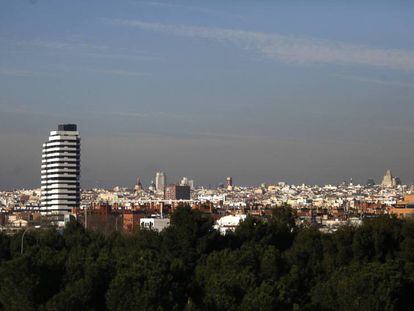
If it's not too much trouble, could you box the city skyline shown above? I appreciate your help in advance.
[1,1,414,188]
[2,3,414,310]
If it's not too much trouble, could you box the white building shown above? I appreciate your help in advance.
[155,172,166,194]
[180,177,189,186]
[214,214,247,235]
[180,177,195,190]
[41,124,80,219]
[140,218,170,232]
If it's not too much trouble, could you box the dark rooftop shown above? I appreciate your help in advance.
[58,124,77,131]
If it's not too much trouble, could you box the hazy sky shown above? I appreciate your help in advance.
[1,1,414,189]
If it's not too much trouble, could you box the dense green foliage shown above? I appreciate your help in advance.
[1,206,414,310]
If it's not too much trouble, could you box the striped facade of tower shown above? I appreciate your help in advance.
[41,124,80,214]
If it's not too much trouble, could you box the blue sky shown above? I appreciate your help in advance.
[1,1,414,188]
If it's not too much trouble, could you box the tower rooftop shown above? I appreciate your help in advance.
[58,124,77,131]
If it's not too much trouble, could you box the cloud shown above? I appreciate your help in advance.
[142,1,221,14]
[0,65,148,79]
[137,1,245,20]
[16,39,109,51]
[75,51,163,61]
[1,38,162,62]
[109,19,414,71]
[0,67,58,78]
[0,68,34,77]
[332,74,414,88]
[0,103,67,118]
[94,69,150,77]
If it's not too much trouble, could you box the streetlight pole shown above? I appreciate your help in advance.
[20,225,40,255]
[84,205,88,230]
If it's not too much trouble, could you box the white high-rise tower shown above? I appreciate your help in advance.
[41,124,80,216]
[155,171,166,193]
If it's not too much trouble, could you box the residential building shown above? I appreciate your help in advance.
[165,184,191,200]
[41,124,80,221]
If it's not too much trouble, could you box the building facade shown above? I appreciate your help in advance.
[41,124,80,215]
[381,169,401,187]
[155,172,166,194]
[165,184,191,200]
[226,177,233,187]
[140,218,170,232]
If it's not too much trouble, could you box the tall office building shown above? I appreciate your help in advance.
[188,179,195,190]
[165,184,191,200]
[41,124,80,215]
[180,177,189,186]
[180,177,195,190]
[155,172,166,193]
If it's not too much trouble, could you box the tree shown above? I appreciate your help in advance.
[353,217,402,263]
[311,261,414,311]
[0,233,10,262]
[400,219,414,261]
[0,213,413,310]
[195,247,258,310]
[271,205,296,230]
[241,281,285,311]
[0,256,38,310]
[279,228,324,306]
[106,249,179,311]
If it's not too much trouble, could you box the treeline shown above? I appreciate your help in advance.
[1,206,414,310]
